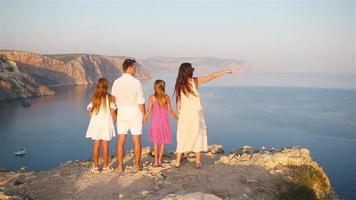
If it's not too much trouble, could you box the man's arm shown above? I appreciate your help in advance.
[111,80,118,102]
[139,104,146,116]
[137,81,146,117]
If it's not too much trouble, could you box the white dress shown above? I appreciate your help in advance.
[85,95,116,141]
[176,80,208,153]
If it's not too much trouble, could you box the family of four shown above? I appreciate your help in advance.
[85,59,232,174]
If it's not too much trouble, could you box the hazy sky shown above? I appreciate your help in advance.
[1,0,355,74]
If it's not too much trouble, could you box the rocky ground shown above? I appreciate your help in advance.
[0,145,339,200]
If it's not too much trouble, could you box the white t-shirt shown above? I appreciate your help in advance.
[111,73,145,108]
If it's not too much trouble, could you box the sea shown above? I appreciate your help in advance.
[0,72,355,199]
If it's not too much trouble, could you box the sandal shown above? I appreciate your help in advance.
[173,161,181,168]
[195,162,202,169]
[102,166,114,173]
[133,164,142,173]
[90,166,100,173]
[117,165,124,175]
[151,162,159,167]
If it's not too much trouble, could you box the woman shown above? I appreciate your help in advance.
[174,63,232,169]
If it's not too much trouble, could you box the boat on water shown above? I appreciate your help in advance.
[22,100,31,107]
[14,148,26,156]
[22,99,31,107]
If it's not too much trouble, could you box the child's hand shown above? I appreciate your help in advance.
[143,115,148,124]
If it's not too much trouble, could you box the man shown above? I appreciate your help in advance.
[111,59,146,174]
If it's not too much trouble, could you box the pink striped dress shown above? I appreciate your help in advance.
[148,100,172,144]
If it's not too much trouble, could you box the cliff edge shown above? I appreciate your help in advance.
[0,145,339,200]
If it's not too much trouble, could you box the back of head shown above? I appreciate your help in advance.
[174,63,195,101]
[91,78,109,114]
[154,79,167,106]
[122,59,136,72]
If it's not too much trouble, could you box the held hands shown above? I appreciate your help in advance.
[143,113,148,124]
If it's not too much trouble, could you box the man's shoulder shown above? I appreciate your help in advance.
[114,75,125,82]
[130,76,142,84]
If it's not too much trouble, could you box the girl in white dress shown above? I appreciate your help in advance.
[86,78,117,173]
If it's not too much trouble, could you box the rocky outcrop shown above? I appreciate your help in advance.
[217,146,337,200]
[0,50,150,100]
[0,55,55,100]
[0,145,339,200]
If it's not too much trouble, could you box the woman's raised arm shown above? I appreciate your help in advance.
[196,69,232,85]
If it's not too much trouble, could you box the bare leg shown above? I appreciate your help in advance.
[153,143,159,166]
[158,144,165,165]
[92,140,100,167]
[175,152,182,166]
[195,152,201,163]
[101,140,109,167]
[132,135,142,171]
[195,152,202,169]
[116,134,127,173]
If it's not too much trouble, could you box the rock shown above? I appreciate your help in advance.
[0,145,339,200]
[238,193,252,200]
[217,146,336,199]
[174,192,222,200]
[0,192,21,200]
[0,54,55,101]
[206,144,225,154]
[19,167,27,172]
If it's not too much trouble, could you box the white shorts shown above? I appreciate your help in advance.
[116,106,143,135]
[117,118,142,135]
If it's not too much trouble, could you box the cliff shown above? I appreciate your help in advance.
[0,50,150,100]
[0,55,55,101]
[0,145,339,200]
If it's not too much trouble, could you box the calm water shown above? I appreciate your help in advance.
[0,75,356,199]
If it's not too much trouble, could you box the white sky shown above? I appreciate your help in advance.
[1,1,355,74]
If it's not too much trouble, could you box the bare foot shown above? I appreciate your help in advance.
[173,160,181,168]
[151,162,159,167]
[90,166,100,173]
[117,165,124,175]
[133,164,142,173]
[102,166,114,173]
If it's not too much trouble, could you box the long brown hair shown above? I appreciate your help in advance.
[91,78,110,114]
[154,80,167,106]
[174,63,195,102]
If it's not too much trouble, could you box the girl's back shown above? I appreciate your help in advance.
[86,94,116,141]
[149,95,172,144]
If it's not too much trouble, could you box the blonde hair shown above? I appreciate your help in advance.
[91,78,110,114]
[154,80,167,106]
